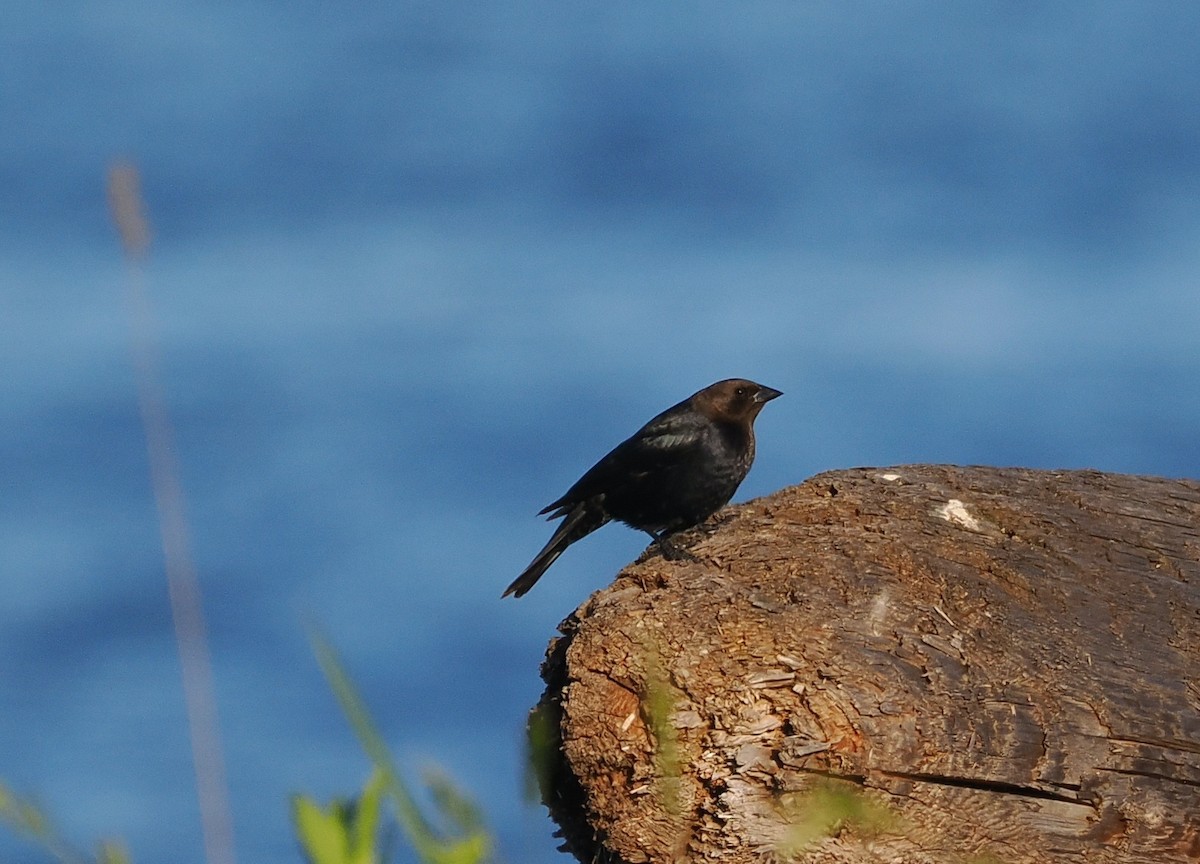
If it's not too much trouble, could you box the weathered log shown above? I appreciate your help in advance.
[534,465,1200,863]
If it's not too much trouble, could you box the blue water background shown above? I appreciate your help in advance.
[3,3,1199,862]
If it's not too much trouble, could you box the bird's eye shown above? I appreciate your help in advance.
[735,386,749,398]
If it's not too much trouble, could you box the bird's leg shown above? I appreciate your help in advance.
[646,530,700,563]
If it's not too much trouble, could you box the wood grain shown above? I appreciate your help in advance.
[535,465,1200,863]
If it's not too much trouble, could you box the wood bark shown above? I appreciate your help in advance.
[534,465,1200,863]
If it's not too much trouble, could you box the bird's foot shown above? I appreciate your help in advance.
[655,536,700,563]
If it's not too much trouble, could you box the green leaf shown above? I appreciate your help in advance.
[775,778,896,858]
[349,769,385,864]
[290,768,388,864]
[0,782,133,864]
[292,793,351,864]
[307,626,493,864]
[97,841,133,864]
[522,703,557,805]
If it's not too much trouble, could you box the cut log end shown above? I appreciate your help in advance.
[534,465,1200,864]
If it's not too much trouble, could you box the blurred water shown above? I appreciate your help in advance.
[3,3,1200,863]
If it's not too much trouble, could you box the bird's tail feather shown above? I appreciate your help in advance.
[502,505,608,598]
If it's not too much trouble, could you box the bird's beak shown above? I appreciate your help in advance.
[754,386,783,403]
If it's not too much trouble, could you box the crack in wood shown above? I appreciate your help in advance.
[877,770,1093,806]
[1097,766,1200,789]
[1108,734,1200,756]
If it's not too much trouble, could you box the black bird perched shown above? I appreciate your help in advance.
[503,378,782,598]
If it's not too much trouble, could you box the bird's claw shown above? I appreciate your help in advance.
[656,537,700,563]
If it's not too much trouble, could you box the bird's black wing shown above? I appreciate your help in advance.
[539,406,709,517]
[633,408,711,452]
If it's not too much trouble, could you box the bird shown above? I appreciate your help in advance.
[502,378,782,598]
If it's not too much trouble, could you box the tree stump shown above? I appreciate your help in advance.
[534,465,1200,863]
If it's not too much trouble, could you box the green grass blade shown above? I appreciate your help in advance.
[0,780,90,864]
[308,627,493,864]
